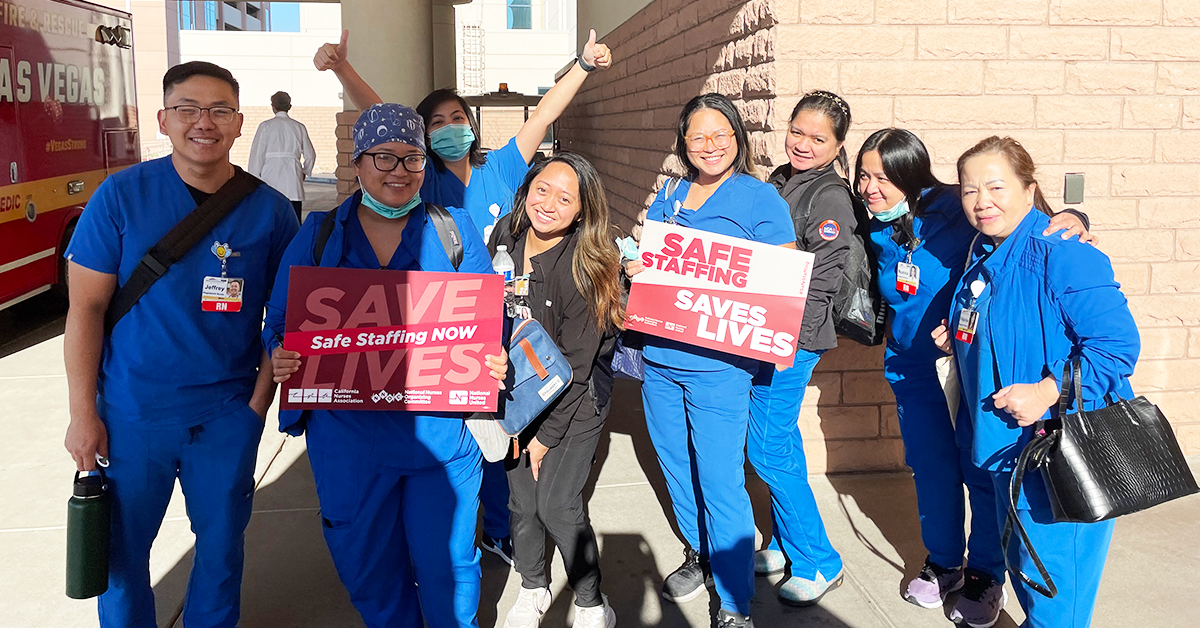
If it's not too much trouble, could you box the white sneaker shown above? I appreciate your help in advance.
[573,594,616,628]
[503,586,553,628]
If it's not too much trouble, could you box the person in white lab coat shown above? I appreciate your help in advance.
[248,91,316,220]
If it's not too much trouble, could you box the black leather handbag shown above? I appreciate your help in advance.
[1003,358,1199,597]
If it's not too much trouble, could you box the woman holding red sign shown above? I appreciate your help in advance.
[262,103,508,628]
[627,93,797,628]
[856,129,1091,627]
[486,152,624,628]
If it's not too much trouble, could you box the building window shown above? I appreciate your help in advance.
[179,1,194,30]
[204,1,218,30]
[507,0,532,29]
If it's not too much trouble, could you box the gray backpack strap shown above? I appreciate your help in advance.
[426,203,463,270]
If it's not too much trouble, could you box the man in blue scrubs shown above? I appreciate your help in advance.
[63,62,299,628]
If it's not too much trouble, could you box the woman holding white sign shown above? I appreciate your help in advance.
[856,129,1091,626]
[628,92,797,628]
[486,152,624,628]
[744,91,857,607]
[262,103,508,628]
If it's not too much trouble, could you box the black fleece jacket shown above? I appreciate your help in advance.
[488,214,616,448]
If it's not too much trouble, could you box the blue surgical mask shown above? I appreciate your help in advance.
[873,198,910,223]
[359,182,421,220]
[429,124,475,162]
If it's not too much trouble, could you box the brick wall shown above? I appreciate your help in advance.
[558,0,1200,471]
[230,106,342,176]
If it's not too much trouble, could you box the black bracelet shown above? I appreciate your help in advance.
[577,56,596,73]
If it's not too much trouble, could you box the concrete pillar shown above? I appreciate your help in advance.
[432,1,457,90]
[340,0,434,109]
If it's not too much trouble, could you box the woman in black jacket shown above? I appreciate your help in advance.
[747,90,858,606]
[488,152,624,628]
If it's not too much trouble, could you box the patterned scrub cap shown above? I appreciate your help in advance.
[352,103,426,160]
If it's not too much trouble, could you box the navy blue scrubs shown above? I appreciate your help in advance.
[263,194,494,628]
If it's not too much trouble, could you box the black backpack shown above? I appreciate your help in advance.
[791,170,885,346]
[312,202,463,269]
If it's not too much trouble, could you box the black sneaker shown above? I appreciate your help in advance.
[717,609,754,628]
[661,547,714,603]
[481,534,514,566]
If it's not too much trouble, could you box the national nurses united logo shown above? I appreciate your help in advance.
[371,390,405,404]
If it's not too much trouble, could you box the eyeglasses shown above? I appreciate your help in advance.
[685,129,735,151]
[166,105,238,124]
[361,152,427,173]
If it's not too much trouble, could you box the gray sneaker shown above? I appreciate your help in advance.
[716,609,754,628]
[949,569,1007,628]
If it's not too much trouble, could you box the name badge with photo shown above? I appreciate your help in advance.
[202,276,244,312]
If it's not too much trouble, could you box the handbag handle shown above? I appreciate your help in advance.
[1056,358,1084,420]
[1001,433,1060,599]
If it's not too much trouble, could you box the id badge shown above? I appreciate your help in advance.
[513,275,530,297]
[955,308,979,344]
[896,262,920,295]
[201,276,243,312]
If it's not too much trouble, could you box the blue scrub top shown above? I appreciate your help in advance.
[950,209,1139,473]
[870,186,977,376]
[262,193,494,468]
[641,173,795,372]
[420,137,530,243]
[66,156,299,425]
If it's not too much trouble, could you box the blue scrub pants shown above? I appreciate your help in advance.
[889,369,1004,580]
[989,470,1113,628]
[307,421,483,628]
[747,349,842,582]
[99,405,263,628]
[642,360,756,616]
[481,460,511,540]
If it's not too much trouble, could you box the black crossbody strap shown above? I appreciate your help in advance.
[426,203,463,270]
[312,209,338,266]
[104,169,262,334]
[1002,430,1060,598]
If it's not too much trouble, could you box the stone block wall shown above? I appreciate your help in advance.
[558,0,1200,471]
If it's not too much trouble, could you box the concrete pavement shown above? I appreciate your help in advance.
[2,182,1197,627]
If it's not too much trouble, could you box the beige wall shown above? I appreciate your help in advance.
[560,0,1200,471]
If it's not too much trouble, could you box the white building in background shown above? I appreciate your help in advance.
[456,0,577,96]
[179,3,344,110]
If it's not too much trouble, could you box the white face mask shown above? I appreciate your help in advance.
[873,197,910,222]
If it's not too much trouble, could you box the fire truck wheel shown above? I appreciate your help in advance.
[53,220,77,298]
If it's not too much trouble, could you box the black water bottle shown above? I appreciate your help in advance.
[66,469,110,599]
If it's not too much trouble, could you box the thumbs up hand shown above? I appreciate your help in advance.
[581,28,612,70]
[314,29,350,72]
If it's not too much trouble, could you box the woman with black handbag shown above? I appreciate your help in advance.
[487,152,624,628]
[856,129,1091,627]
[933,136,1140,628]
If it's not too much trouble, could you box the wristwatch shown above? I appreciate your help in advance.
[577,56,596,72]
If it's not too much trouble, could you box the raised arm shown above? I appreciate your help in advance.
[513,28,612,163]
[314,30,383,110]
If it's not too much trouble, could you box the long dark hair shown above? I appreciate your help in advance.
[956,136,1054,218]
[854,128,944,247]
[674,93,755,180]
[510,152,624,333]
[415,88,487,172]
[789,90,852,173]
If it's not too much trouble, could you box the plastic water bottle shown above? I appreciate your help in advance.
[66,470,110,599]
[492,245,514,282]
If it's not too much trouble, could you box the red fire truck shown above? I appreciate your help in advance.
[0,0,139,310]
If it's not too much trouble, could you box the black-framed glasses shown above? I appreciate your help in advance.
[361,152,427,173]
[165,105,238,124]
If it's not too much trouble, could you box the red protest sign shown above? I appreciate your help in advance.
[626,221,814,367]
[281,266,504,412]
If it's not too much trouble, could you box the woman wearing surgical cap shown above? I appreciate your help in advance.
[315,28,612,568]
[262,103,509,628]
